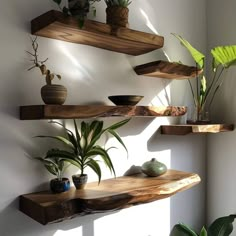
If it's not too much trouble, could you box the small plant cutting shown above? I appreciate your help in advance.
[26,36,67,104]
[170,214,236,236]
[52,0,101,28]
[36,118,130,189]
[172,33,236,123]
[34,149,71,193]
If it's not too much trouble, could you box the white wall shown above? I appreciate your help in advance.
[0,0,206,235]
[206,0,236,230]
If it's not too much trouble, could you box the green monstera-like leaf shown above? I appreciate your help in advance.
[172,33,205,69]
[211,45,236,71]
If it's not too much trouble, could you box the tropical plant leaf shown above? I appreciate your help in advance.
[172,33,205,69]
[86,158,102,183]
[53,0,62,4]
[106,118,131,131]
[208,214,236,236]
[107,129,128,153]
[35,135,74,149]
[211,45,236,70]
[170,224,198,236]
[200,227,208,236]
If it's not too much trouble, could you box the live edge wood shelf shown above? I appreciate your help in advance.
[161,124,234,135]
[31,10,164,56]
[19,170,200,225]
[134,60,202,79]
[20,105,187,120]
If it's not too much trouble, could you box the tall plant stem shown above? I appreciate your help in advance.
[188,79,197,107]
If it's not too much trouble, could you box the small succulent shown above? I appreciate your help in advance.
[104,0,132,7]
[26,37,61,85]
[52,0,101,28]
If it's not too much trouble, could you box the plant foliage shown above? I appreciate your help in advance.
[104,0,131,7]
[26,37,61,85]
[170,215,236,236]
[172,33,236,119]
[36,119,130,183]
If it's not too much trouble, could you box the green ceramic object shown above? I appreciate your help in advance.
[141,158,167,177]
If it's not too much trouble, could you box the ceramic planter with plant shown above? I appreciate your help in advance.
[27,37,67,105]
[104,0,132,28]
[34,149,71,193]
[172,33,236,123]
[52,0,101,28]
[36,118,130,189]
[170,214,236,236]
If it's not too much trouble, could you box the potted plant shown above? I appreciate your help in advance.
[170,214,236,236]
[104,0,132,28]
[34,148,71,193]
[52,0,101,28]
[172,33,236,123]
[26,37,67,105]
[36,118,130,189]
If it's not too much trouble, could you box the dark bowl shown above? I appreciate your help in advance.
[108,95,144,106]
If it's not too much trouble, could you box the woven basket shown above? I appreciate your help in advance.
[106,6,129,28]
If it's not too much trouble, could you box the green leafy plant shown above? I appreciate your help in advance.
[170,214,236,236]
[52,0,101,28]
[34,148,70,180]
[172,33,236,121]
[26,36,61,85]
[36,119,130,183]
[104,0,131,7]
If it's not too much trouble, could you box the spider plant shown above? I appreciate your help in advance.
[172,33,236,122]
[170,214,236,236]
[36,119,130,184]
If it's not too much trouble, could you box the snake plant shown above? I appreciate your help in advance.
[36,119,130,183]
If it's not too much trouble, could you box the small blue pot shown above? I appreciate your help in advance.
[50,178,70,193]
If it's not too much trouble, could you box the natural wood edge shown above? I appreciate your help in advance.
[31,10,164,56]
[20,105,187,120]
[134,60,202,79]
[161,124,235,135]
[19,170,201,225]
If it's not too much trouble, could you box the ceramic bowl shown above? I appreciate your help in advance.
[108,95,144,106]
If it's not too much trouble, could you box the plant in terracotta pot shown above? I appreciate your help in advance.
[36,118,130,189]
[26,37,67,105]
[104,0,132,28]
[170,214,236,236]
[34,148,71,193]
[172,33,236,124]
[52,0,101,28]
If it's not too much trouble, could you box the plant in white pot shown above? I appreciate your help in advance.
[34,148,71,193]
[172,33,236,123]
[36,119,130,189]
[26,37,67,105]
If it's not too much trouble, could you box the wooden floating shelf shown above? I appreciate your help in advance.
[134,60,202,79]
[19,170,200,225]
[20,105,187,120]
[161,124,234,135]
[31,10,164,56]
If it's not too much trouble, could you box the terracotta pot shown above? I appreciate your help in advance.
[72,174,88,189]
[141,158,167,177]
[41,84,67,105]
[50,178,70,193]
[106,6,129,28]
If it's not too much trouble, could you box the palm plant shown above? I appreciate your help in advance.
[170,214,236,236]
[172,33,236,122]
[36,119,130,187]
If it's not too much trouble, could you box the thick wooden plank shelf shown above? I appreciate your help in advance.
[134,60,202,79]
[19,170,200,225]
[161,124,234,135]
[31,10,164,56]
[20,105,187,120]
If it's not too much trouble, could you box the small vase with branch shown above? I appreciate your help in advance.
[26,37,67,105]
[172,33,236,123]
